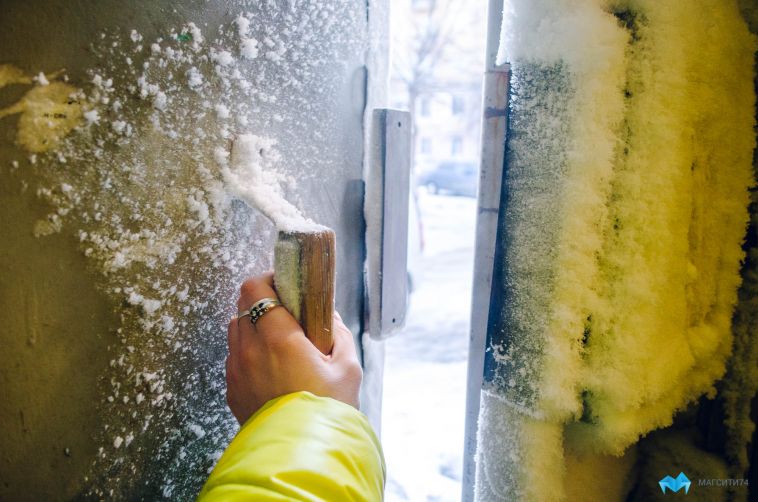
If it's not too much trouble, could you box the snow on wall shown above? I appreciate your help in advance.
[1,2,365,498]
[478,0,756,499]
[226,133,324,232]
[570,0,755,454]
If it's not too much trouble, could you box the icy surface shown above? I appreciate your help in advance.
[479,0,756,499]
[1,2,366,497]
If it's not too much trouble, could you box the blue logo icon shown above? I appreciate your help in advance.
[659,472,691,494]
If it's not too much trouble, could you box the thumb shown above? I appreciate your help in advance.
[328,311,359,364]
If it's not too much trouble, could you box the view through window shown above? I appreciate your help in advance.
[382,0,486,499]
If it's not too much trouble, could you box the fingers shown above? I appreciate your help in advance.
[237,272,276,311]
[226,320,241,394]
[237,273,303,344]
[227,319,240,355]
[225,351,240,419]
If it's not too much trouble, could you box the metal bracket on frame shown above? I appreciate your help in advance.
[365,108,412,339]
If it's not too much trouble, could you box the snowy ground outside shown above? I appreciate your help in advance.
[382,191,477,502]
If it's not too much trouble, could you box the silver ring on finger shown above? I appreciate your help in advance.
[237,298,282,326]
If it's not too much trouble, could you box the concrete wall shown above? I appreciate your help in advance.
[0,0,374,498]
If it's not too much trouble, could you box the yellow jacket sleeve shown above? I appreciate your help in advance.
[198,391,386,501]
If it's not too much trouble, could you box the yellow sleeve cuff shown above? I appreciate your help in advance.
[198,391,385,501]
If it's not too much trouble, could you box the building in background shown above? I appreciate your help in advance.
[383,2,486,500]
[390,0,486,176]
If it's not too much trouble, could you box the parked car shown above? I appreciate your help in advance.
[418,160,479,197]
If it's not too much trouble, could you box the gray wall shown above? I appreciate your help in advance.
[0,0,372,498]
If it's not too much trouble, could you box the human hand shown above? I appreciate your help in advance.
[225,272,362,425]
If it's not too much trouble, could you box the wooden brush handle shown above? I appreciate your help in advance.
[274,229,336,354]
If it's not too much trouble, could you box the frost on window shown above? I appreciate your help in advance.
[0,1,366,498]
